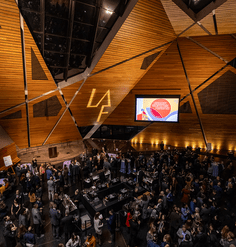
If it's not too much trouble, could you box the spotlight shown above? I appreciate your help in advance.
[105,9,113,15]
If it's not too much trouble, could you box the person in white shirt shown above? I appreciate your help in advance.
[66,232,81,247]
[94,212,103,245]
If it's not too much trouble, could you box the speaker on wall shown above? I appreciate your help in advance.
[48,147,57,158]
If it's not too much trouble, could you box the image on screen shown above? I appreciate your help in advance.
[135,95,180,122]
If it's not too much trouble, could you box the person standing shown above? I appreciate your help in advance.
[94,212,103,246]
[61,210,74,244]
[49,203,61,239]
[47,176,55,201]
[80,152,87,167]
[32,203,44,239]
[129,215,140,247]
[3,223,17,247]
[15,163,22,186]
[65,232,81,247]
[106,209,116,244]
[84,233,96,247]
[23,226,36,247]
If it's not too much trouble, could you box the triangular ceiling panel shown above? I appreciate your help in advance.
[1,110,22,119]
[23,20,57,100]
[133,41,189,96]
[193,35,236,63]
[0,105,28,149]
[31,48,48,80]
[177,37,227,89]
[28,91,66,147]
[141,51,161,70]
[180,101,192,113]
[193,66,236,151]
[160,0,195,36]
[198,70,236,115]
[45,110,82,145]
[104,41,189,126]
[200,13,217,35]
[215,0,236,35]
[0,0,25,112]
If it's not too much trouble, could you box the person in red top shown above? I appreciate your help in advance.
[126,208,132,230]
[181,185,191,204]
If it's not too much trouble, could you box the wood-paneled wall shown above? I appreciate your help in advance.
[0,105,28,149]
[0,0,25,112]
[0,143,19,171]
[45,110,82,145]
[104,35,236,151]
[1,0,236,152]
[28,91,66,147]
[66,0,176,127]
[92,0,176,73]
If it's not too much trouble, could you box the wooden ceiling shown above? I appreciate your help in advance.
[0,0,236,151]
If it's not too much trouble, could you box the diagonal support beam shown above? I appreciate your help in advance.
[87,0,102,68]
[40,0,45,55]
[64,0,76,82]
[42,78,87,145]
[197,22,212,35]
[187,36,229,63]
[180,63,229,102]
[212,10,218,35]
[19,10,31,147]
[177,40,208,148]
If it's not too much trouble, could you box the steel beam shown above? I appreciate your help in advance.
[177,40,208,148]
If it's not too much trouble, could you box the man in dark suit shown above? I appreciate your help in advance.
[86,157,93,173]
[129,215,140,247]
[15,163,21,185]
[49,203,61,239]
[61,210,74,244]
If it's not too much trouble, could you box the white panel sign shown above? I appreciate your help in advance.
[3,155,13,167]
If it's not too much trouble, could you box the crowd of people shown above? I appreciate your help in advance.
[0,144,236,247]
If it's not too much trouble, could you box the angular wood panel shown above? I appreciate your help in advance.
[160,0,195,36]
[215,0,236,35]
[193,35,236,63]
[61,80,83,103]
[92,0,176,74]
[104,41,189,125]
[23,21,57,100]
[28,91,66,147]
[0,105,28,149]
[193,66,236,151]
[179,24,208,37]
[45,110,82,145]
[70,47,167,127]
[0,0,25,112]
[178,37,226,89]
[0,143,19,170]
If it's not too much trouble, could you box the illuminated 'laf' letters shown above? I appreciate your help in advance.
[87,89,111,122]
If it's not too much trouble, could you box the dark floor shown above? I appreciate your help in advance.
[0,179,128,247]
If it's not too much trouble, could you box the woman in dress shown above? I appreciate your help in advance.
[11,198,21,221]
[94,212,103,245]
